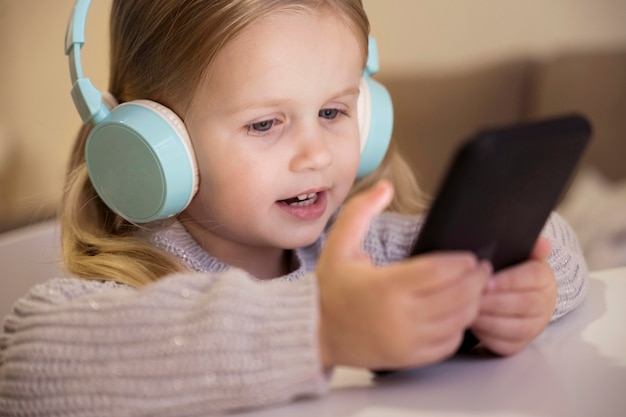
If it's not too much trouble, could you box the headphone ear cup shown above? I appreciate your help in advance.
[356,75,393,178]
[85,99,199,223]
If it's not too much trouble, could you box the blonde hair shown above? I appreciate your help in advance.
[61,0,425,287]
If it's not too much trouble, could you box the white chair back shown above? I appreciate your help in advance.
[0,220,64,318]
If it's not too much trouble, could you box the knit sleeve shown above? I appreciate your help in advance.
[361,211,422,265]
[0,270,328,416]
[541,212,590,321]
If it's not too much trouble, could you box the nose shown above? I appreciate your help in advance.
[289,124,333,172]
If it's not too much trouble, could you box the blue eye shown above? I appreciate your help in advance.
[249,119,275,133]
[319,109,340,119]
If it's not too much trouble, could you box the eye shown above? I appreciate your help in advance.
[247,119,277,134]
[319,108,340,120]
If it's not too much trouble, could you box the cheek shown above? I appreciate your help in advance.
[187,168,253,223]
[339,125,362,176]
[193,145,271,207]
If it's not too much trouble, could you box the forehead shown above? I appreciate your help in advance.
[224,9,363,68]
[196,10,364,110]
[236,7,366,59]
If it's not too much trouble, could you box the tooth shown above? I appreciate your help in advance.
[308,193,316,198]
[297,194,308,201]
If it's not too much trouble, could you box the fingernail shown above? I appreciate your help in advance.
[486,274,497,291]
[481,261,494,290]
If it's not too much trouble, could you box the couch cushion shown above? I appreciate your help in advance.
[380,59,531,195]
[525,49,626,182]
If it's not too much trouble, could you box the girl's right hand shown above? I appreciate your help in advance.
[316,181,492,371]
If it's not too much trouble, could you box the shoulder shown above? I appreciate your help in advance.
[7,269,316,319]
[12,277,131,308]
[3,277,133,326]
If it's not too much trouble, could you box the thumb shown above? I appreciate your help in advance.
[324,180,394,261]
[531,236,552,260]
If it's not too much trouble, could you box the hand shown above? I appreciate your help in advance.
[316,181,491,370]
[470,237,557,356]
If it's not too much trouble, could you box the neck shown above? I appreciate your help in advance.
[177,214,292,279]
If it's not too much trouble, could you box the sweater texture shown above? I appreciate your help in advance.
[0,212,588,416]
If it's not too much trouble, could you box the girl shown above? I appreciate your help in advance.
[0,0,588,415]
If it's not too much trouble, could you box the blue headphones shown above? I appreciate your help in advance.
[65,0,393,223]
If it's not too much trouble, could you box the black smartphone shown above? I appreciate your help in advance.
[410,114,592,270]
[409,114,591,356]
[375,115,591,375]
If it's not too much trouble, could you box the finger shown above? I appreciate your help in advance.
[479,290,551,318]
[381,253,482,295]
[470,328,527,357]
[487,259,554,292]
[471,314,546,347]
[405,259,491,314]
[531,236,552,260]
[407,331,466,367]
[417,294,483,340]
[324,180,394,261]
[372,330,465,370]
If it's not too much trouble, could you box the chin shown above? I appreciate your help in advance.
[279,226,326,250]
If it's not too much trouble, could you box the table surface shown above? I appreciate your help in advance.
[240,267,626,417]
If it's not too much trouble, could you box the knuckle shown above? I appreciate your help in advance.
[527,262,544,282]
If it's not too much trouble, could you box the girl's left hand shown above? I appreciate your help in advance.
[470,237,557,356]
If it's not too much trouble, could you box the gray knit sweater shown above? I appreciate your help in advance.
[0,212,588,416]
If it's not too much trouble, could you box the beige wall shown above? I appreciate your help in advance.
[0,0,111,228]
[1,0,626,229]
[364,0,626,73]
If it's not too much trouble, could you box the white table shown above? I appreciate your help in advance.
[241,267,626,417]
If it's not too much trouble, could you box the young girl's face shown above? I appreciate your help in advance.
[181,10,364,259]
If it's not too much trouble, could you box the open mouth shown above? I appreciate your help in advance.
[276,190,327,220]
[279,192,319,207]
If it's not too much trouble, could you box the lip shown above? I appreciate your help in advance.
[276,189,328,221]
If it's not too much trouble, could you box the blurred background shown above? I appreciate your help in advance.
[0,0,625,269]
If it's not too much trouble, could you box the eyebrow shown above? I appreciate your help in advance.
[330,85,361,100]
[231,85,361,114]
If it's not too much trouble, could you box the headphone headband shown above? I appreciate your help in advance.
[65,0,110,125]
[65,0,89,55]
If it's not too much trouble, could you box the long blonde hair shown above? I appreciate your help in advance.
[61,0,425,287]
